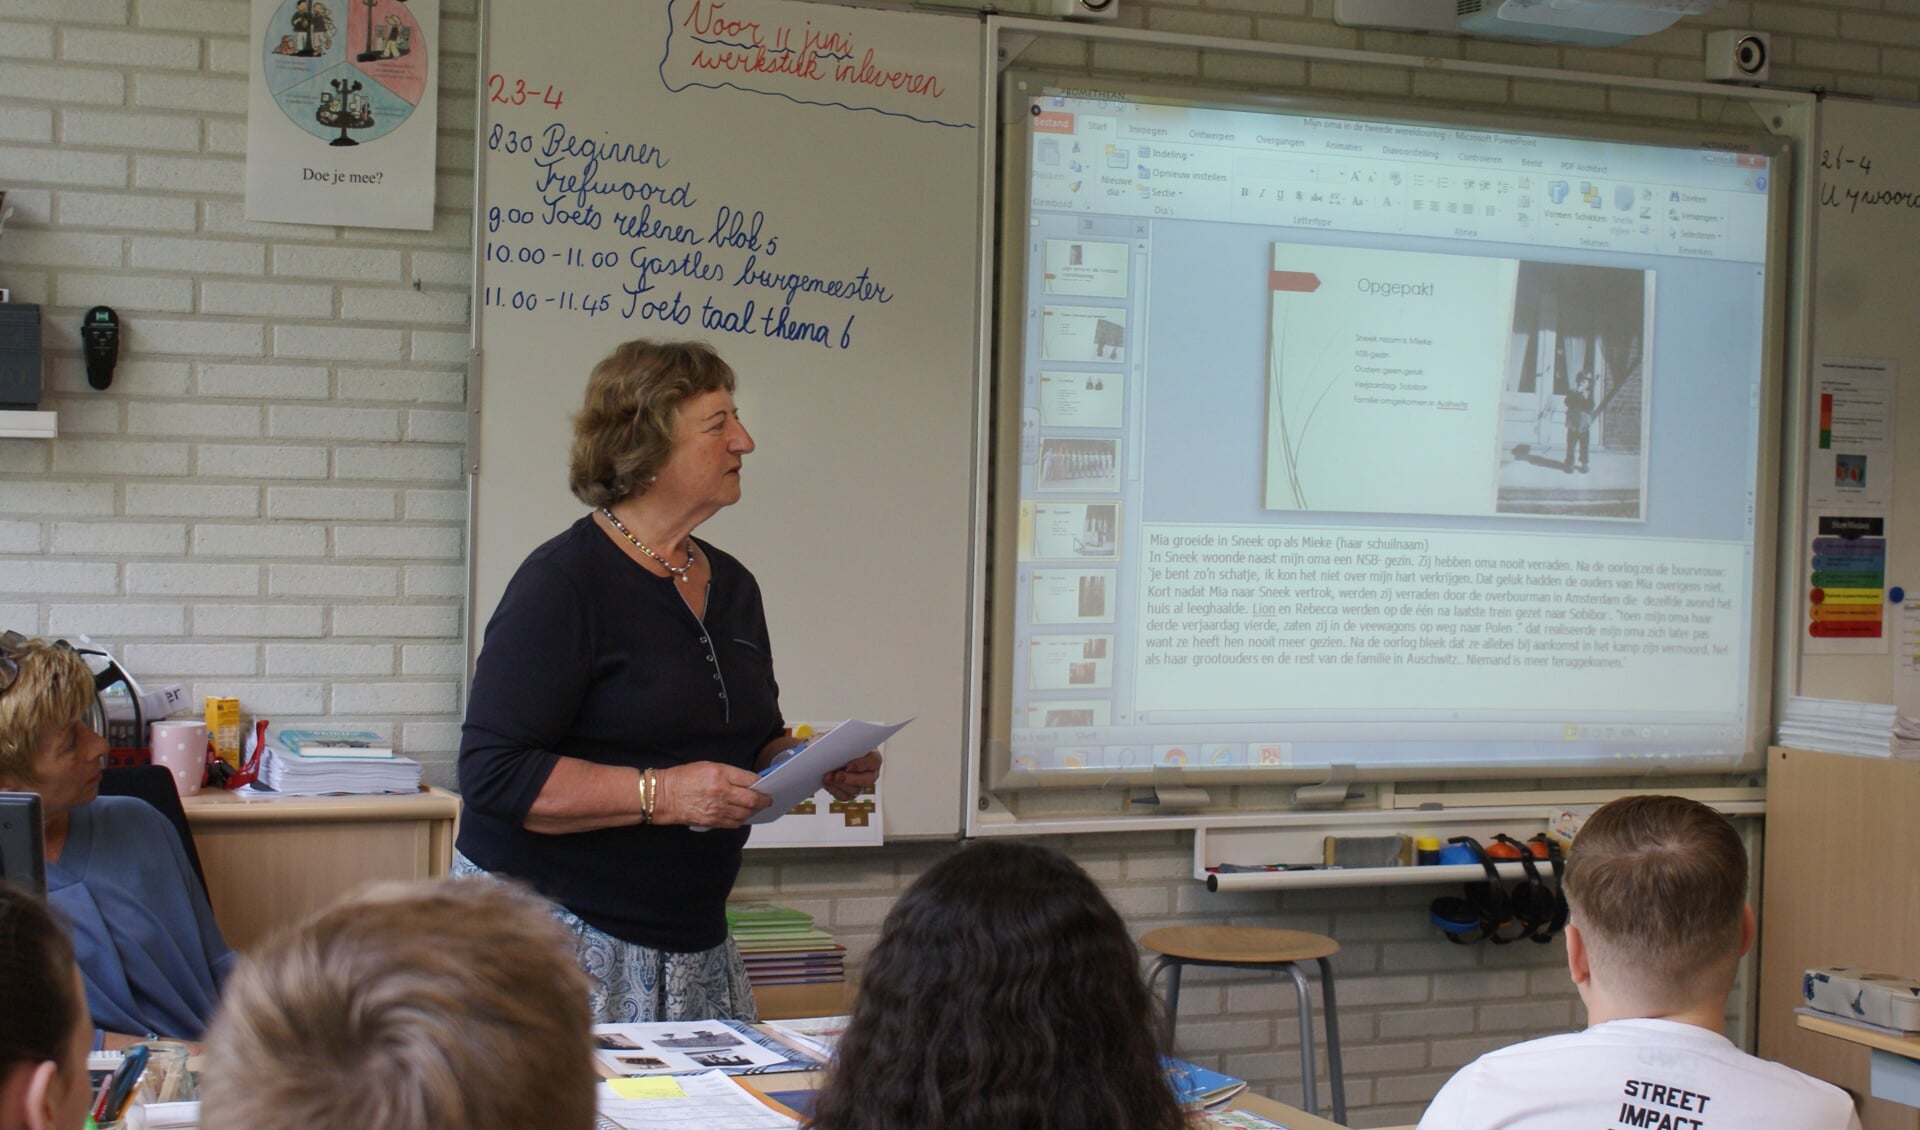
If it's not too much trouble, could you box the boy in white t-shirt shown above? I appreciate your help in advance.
[1417,794,1860,1130]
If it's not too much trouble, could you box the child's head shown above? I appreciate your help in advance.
[0,883,92,1130]
[201,880,597,1130]
[810,840,1185,1130]
[1564,794,1748,1001]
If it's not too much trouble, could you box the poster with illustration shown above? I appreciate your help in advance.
[245,0,439,228]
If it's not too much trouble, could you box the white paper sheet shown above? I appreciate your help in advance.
[745,719,911,826]
[596,1070,795,1130]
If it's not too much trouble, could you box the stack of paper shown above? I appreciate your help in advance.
[1777,696,1913,759]
[245,731,422,795]
[726,902,846,987]
[762,1015,849,1060]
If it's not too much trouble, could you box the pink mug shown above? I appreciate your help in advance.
[148,720,208,797]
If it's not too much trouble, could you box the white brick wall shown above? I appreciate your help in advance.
[0,0,1895,1123]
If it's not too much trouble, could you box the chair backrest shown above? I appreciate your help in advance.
[97,765,210,906]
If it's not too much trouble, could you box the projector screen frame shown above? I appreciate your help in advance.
[978,73,1793,795]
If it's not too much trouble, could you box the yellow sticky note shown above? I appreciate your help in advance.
[608,1077,687,1099]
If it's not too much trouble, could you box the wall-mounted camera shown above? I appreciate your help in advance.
[1705,29,1770,84]
[1042,0,1118,21]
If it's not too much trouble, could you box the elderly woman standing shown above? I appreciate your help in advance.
[457,340,879,1023]
[0,633,234,1040]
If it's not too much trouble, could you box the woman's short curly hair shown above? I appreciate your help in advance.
[0,635,98,788]
[567,340,736,508]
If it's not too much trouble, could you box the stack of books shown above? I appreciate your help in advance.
[1778,696,1920,759]
[725,902,846,988]
[250,729,423,796]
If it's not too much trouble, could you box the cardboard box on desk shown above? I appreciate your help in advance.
[1804,967,1920,1032]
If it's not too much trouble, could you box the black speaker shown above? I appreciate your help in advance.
[0,303,42,410]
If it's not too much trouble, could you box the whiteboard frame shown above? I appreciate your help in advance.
[465,0,991,841]
[966,17,1820,835]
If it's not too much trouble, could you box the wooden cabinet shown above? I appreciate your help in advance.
[181,787,460,951]
[1758,748,1919,1130]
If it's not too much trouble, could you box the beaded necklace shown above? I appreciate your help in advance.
[601,507,694,583]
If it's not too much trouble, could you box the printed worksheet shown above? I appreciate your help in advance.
[597,1070,796,1129]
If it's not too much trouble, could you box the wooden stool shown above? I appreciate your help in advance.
[1141,925,1346,1125]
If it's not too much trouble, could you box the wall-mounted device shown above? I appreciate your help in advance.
[1334,0,1722,45]
[1705,28,1770,84]
[1042,0,1118,21]
[0,302,42,409]
[81,305,119,391]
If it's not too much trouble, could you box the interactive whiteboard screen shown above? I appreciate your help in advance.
[986,85,1788,784]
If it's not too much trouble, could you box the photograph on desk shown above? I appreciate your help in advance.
[589,1020,823,1078]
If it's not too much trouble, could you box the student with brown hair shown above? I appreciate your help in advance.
[0,883,93,1130]
[1418,794,1859,1129]
[199,880,598,1130]
[809,840,1186,1130]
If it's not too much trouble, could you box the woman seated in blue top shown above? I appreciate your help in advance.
[0,632,234,1040]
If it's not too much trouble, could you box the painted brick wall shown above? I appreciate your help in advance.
[1,1,1905,1124]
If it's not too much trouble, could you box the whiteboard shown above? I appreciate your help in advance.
[471,0,984,838]
[1796,97,1920,703]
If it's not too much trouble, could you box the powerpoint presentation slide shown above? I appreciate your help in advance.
[1043,239,1130,298]
[1022,500,1121,560]
[1038,369,1124,429]
[1030,568,1117,624]
[1262,242,1518,518]
[1492,261,1653,520]
[1036,437,1120,492]
[1028,635,1114,690]
[1024,699,1113,728]
[1041,305,1128,364]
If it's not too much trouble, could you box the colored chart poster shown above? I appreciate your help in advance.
[244,0,439,229]
[1806,513,1887,653]
[1806,357,1895,512]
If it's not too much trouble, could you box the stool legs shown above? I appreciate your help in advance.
[1281,963,1319,1118]
[1146,953,1345,1125]
[1146,955,1184,1051]
[1318,955,1347,1125]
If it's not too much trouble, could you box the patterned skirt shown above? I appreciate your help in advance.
[452,852,757,1024]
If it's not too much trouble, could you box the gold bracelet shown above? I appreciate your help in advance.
[638,768,652,824]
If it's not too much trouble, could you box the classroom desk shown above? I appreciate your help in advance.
[741,1066,1353,1129]
[181,786,460,950]
[1800,1012,1920,1110]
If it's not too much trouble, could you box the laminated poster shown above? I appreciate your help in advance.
[245,0,440,229]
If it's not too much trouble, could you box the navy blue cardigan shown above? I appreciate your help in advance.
[458,515,784,952]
